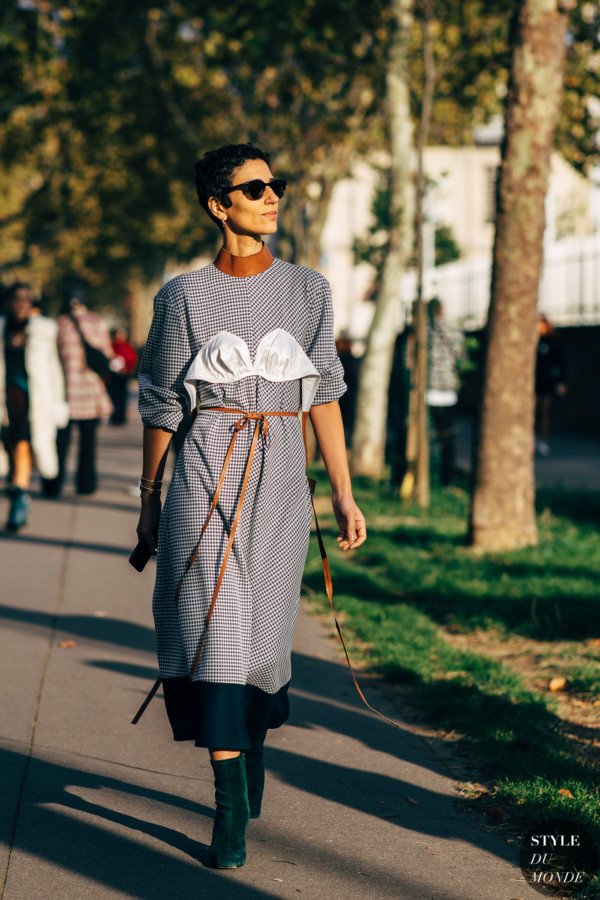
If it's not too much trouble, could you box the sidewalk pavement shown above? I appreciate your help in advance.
[0,409,541,899]
[454,415,600,491]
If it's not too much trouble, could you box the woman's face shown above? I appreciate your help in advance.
[210,158,280,238]
[9,288,33,321]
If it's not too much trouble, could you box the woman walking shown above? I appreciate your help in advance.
[54,292,115,496]
[0,283,69,530]
[136,143,367,869]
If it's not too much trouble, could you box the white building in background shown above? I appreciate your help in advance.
[320,133,598,342]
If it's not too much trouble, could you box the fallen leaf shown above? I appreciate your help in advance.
[558,788,574,799]
[549,676,567,692]
[56,640,76,649]
[405,796,418,805]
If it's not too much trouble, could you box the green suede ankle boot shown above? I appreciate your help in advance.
[208,754,250,868]
[244,746,265,819]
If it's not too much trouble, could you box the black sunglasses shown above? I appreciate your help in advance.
[221,178,287,201]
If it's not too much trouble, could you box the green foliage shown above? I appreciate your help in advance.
[556,2,600,173]
[0,0,388,297]
[0,0,597,301]
[434,223,461,265]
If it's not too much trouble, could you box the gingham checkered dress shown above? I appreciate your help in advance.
[138,257,347,749]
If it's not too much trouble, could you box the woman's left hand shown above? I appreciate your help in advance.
[332,492,367,551]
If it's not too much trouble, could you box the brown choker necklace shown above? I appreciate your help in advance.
[213,241,274,277]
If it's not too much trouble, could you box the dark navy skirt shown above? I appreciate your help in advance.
[161,677,290,750]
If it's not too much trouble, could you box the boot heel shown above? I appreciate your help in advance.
[208,754,250,868]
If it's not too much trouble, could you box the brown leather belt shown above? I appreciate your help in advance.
[132,406,402,730]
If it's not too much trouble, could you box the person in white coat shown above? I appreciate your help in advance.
[0,283,69,530]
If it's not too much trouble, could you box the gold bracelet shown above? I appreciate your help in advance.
[140,483,161,495]
[140,475,162,484]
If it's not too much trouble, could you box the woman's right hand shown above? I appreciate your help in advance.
[136,492,162,554]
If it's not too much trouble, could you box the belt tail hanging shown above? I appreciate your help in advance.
[131,675,162,725]
[302,413,403,731]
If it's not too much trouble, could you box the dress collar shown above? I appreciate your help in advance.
[213,240,274,277]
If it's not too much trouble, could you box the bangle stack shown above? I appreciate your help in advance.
[140,475,162,496]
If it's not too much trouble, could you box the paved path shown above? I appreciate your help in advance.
[0,409,541,899]
[454,414,600,491]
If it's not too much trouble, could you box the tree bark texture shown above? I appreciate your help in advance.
[351,0,415,478]
[125,275,161,349]
[470,0,568,550]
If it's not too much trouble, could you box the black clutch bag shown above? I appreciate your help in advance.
[129,523,159,572]
[129,540,153,572]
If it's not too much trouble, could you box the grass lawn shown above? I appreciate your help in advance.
[303,469,600,893]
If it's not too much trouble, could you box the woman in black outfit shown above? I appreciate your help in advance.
[1,283,69,529]
[2,284,35,529]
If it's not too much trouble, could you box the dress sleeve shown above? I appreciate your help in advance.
[305,273,348,406]
[137,282,192,432]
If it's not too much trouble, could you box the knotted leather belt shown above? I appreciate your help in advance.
[132,406,402,730]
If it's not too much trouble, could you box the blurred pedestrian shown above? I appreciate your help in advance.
[336,329,359,445]
[108,326,138,425]
[0,283,69,530]
[535,314,567,457]
[386,330,410,488]
[51,291,115,496]
[426,298,465,487]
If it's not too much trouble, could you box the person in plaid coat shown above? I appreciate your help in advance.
[49,294,115,496]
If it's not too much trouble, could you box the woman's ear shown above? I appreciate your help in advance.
[208,195,228,223]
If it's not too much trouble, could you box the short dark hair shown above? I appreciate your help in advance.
[194,142,271,233]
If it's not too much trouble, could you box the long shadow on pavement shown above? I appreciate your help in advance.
[83,650,520,872]
[0,605,155,654]
[0,533,138,558]
[0,746,268,898]
[1,744,433,898]
[1,595,581,875]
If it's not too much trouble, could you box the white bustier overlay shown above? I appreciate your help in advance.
[184,328,321,414]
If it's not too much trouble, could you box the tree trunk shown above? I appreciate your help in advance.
[350,0,415,478]
[401,0,435,507]
[124,275,160,349]
[300,175,337,271]
[470,0,568,551]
